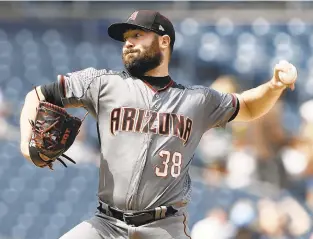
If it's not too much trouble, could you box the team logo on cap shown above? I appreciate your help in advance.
[159,25,165,31]
[128,11,138,21]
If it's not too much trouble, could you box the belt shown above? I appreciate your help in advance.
[97,202,178,227]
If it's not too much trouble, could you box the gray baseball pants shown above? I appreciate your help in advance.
[59,212,192,239]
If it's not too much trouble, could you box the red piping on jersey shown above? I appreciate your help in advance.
[144,80,157,93]
[183,213,192,239]
[161,80,174,91]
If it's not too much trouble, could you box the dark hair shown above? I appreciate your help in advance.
[170,43,174,54]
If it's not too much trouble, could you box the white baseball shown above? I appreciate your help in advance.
[278,64,297,85]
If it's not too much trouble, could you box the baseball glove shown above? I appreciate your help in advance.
[28,101,85,170]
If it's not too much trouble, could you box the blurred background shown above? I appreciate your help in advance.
[0,1,313,238]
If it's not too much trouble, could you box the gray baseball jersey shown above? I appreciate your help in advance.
[58,67,238,212]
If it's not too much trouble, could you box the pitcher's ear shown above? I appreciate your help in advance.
[160,35,171,50]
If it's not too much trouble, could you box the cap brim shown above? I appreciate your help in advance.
[108,22,149,42]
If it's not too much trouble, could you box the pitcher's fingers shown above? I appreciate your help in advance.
[275,63,290,73]
[290,83,295,91]
[278,60,290,66]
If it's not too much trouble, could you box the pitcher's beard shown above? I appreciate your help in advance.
[123,37,163,78]
[124,52,162,78]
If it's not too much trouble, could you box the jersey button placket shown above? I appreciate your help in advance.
[153,93,161,110]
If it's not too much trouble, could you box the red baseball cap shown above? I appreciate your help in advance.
[108,10,175,50]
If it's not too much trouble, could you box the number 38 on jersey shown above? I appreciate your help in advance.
[155,150,182,178]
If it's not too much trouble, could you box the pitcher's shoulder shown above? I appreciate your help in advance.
[72,67,128,78]
[172,82,209,95]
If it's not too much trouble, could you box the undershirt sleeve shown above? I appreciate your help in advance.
[41,82,64,107]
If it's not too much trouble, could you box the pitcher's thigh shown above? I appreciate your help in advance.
[136,214,192,239]
[59,221,103,239]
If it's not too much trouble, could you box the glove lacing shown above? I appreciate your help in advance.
[29,116,76,169]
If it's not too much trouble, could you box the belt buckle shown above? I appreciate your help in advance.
[123,212,135,225]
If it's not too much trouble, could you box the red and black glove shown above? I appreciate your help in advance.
[28,101,84,170]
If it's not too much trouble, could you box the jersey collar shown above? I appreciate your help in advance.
[140,75,174,92]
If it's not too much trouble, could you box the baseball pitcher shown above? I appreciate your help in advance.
[20,10,297,239]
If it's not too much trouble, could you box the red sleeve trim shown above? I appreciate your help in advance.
[58,75,66,97]
[228,94,240,122]
[231,93,236,107]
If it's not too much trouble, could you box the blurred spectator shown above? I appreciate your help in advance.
[230,200,260,239]
[250,100,289,189]
[229,200,256,228]
[279,197,311,237]
[235,227,260,239]
[225,145,257,189]
[197,75,241,168]
[296,99,313,208]
[299,99,313,143]
[210,75,240,94]
[257,199,288,238]
[199,75,255,189]
[202,160,227,186]
[0,88,19,142]
[280,137,312,200]
[191,208,236,239]
[299,99,313,176]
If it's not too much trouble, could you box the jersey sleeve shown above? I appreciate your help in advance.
[203,87,240,129]
[57,67,105,116]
